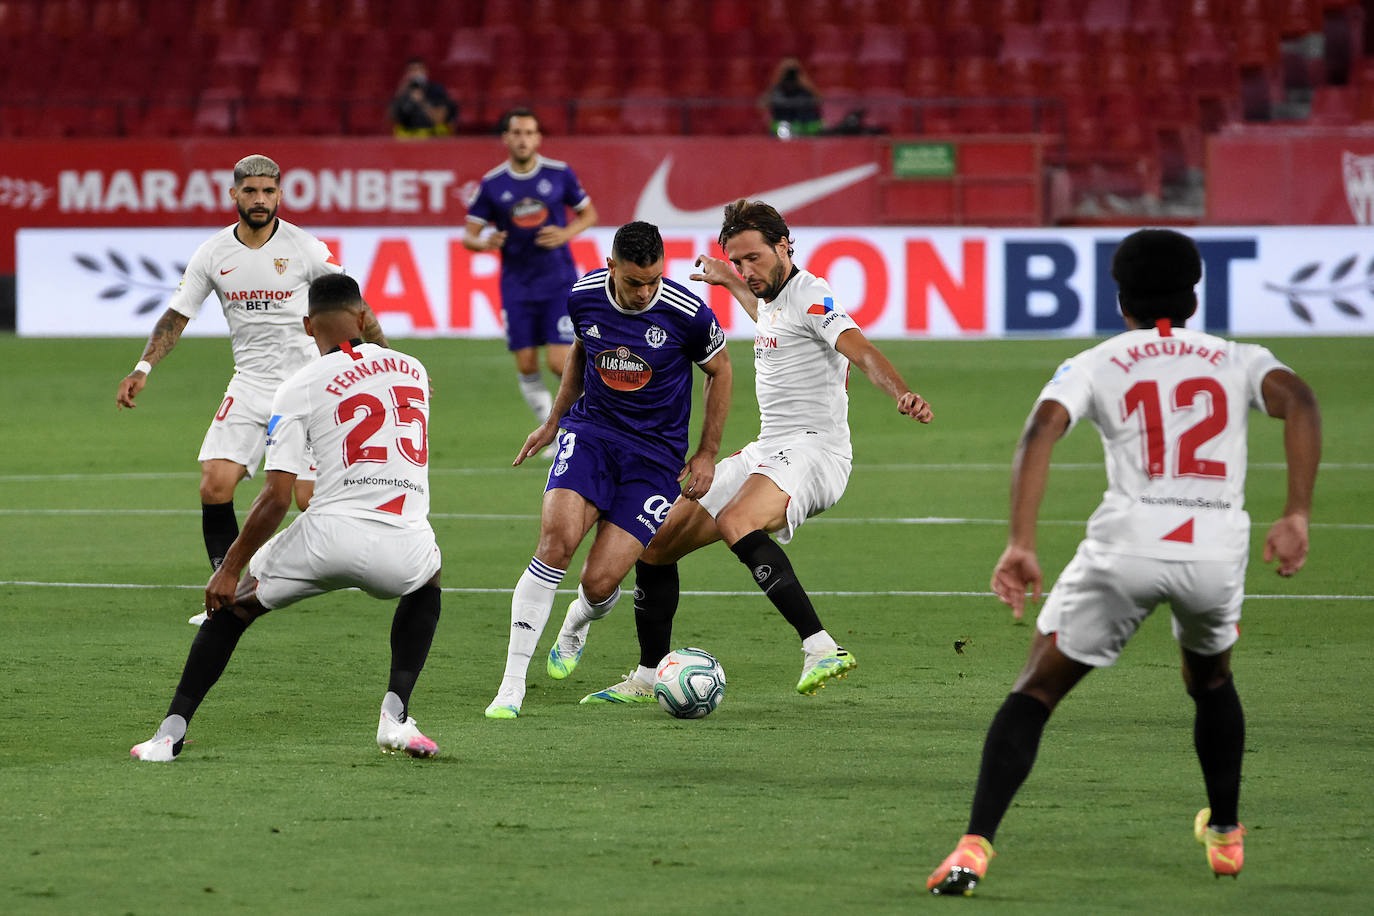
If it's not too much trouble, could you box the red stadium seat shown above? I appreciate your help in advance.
[1083,0,1131,31]
[904,55,948,99]
[1040,22,1087,61]
[858,60,906,93]
[345,99,389,135]
[689,98,766,136]
[991,0,1035,24]
[291,0,331,36]
[1040,0,1085,26]
[893,0,941,27]
[1308,85,1357,124]
[849,0,894,28]
[192,92,239,136]
[91,0,139,37]
[256,59,304,100]
[856,26,905,64]
[237,99,300,136]
[128,101,194,138]
[620,91,676,135]
[297,100,346,135]
[337,0,375,35]
[483,0,522,29]
[0,1,39,39]
[671,57,714,99]
[623,26,668,66]
[999,24,1045,64]
[1279,0,1322,37]
[807,24,855,64]
[860,90,916,133]
[445,27,493,67]
[40,0,85,39]
[482,79,532,127]
[193,0,238,34]
[809,60,856,96]
[214,32,262,67]
[620,0,661,30]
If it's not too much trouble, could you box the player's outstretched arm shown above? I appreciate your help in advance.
[681,349,732,500]
[515,340,586,466]
[691,254,758,321]
[833,328,933,423]
[204,470,295,614]
[992,400,1069,618]
[116,308,189,409]
[1260,368,1321,576]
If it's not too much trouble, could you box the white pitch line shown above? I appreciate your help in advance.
[0,580,1369,601]
[1,462,1371,483]
[2,508,1372,531]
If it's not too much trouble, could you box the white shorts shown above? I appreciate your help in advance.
[698,437,851,544]
[249,513,441,610]
[1036,541,1246,667]
[198,374,316,481]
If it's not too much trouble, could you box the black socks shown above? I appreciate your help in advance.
[967,692,1053,843]
[201,501,239,571]
[1191,676,1245,827]
[167,608,250,724]
[634,560,680,669]
[729,529,823,640]
[387,584,441,719]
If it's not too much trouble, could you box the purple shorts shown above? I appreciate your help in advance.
[502,293,575,352]
[544,429,679,546]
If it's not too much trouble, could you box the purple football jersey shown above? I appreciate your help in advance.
[561,269,726,468]
[466,155,589,300]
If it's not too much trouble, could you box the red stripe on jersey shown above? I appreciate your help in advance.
[376,494,406,515]
[341,340,363,361]
[1157,318,1173,336]
[1161,518,1194,543]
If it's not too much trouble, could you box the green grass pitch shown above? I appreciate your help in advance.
[1,334,1370,913]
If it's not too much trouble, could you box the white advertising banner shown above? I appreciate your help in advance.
[17,226,1374,338]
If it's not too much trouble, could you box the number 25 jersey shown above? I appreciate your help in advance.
[1037,324,1288,561]
[265,341,431,529]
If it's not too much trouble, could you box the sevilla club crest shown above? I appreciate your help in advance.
[273,257,289,275]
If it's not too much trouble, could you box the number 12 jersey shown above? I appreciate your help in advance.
[1037,324,1288,561]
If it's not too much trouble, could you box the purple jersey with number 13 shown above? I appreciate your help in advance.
[561,269,726,469]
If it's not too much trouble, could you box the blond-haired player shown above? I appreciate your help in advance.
[115,155,387,624]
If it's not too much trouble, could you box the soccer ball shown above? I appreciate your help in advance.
[653,648,726,719]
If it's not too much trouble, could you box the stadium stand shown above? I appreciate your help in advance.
[1,0,1371,217]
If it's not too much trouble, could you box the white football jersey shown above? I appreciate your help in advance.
[1037,324,1288,561]
[168,219,343,385]
[264,341,431,529]
[751,268,860,457]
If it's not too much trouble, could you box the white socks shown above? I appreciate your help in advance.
[801,629,838,655]
[558,585,621,649]
[518,371,553,422]
[498,557,566,702]
[633,665,657,686]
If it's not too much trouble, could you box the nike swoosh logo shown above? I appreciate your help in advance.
[219,268,237,275]
[633,155,881,226]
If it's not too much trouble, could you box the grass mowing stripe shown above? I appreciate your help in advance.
[3,580,1370,601]
[5,508,1373,531]
[3,461,1372,482]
